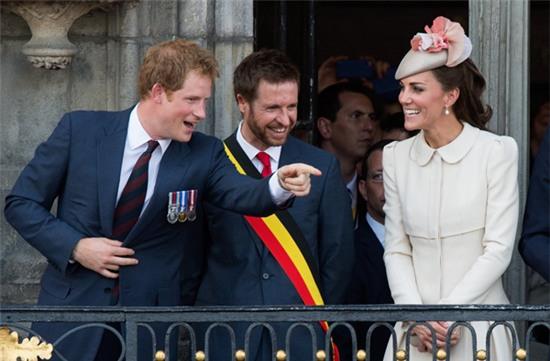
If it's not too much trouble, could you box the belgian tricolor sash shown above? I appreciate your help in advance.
[223,134,339,360]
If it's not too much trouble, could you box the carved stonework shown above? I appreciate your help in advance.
[1,1,129,70]
[28,55,72,70]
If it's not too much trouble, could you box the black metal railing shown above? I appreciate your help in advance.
[1,305,549,361]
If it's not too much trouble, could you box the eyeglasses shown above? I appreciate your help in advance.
[366,172,383,183]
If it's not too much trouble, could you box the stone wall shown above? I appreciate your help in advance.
[0,0,253,304]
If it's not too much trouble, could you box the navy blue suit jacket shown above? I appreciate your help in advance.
[341,214,393,361]
[194,134,354,361]
[520,127,550,281]
[4,109,279,361]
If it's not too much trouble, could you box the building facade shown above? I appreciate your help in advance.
[0,0,537,310]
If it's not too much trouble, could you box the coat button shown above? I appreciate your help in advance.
[262,273,270,280]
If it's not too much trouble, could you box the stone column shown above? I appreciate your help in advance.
[116,0,141,109]
[469,0,529,305]
[212,0,253,139]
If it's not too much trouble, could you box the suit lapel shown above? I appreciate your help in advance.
[278,136,300,167]
[97,109,131,236]
[359,216,385,271]
[223,132,265,257]
[363,216,393,303]
[356,214,385,280]
[124,140,191,244]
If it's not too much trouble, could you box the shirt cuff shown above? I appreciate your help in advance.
[269,171,294,205]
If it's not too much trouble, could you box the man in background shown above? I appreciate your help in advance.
[344,139,395,360]
[315,82,381,220]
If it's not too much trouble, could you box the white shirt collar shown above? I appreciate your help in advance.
[236,121,282,163]
[129,104,171,154]
[366,212,385,247]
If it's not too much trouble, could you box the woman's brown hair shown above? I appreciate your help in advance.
[432,59,492,130]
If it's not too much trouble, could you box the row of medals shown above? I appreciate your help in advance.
[167,190,197,224]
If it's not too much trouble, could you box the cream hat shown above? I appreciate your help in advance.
[395,16,472,80]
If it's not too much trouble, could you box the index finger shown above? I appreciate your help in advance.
[295,164,322,177]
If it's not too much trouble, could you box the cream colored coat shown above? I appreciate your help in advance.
[382,122,519,360]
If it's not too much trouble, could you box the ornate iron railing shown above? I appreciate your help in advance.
[1,305,549,361]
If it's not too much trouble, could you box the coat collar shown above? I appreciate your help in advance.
[278,136,301,166]
[411,121,479,166]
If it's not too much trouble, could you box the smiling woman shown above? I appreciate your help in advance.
[382,17,519,360]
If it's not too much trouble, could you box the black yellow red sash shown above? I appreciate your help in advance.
[223,134,339,360]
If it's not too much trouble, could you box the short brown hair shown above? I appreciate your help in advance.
[233,49,300,103]
[138,39,219,100]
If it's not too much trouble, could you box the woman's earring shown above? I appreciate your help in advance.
[444,106,450,115]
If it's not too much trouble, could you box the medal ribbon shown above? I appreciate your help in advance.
[189,189,196,212]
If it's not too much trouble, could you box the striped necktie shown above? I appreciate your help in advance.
[112,140,159,240]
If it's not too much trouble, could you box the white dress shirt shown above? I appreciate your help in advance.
[116,105,171,214]
[366,212,385,247]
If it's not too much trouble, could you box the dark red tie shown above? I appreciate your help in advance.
[256,151,272,178]
[112,140,159,240]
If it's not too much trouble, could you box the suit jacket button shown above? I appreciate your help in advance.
[262,273,270,280]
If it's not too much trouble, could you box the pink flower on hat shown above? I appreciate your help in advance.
[409,16,472,67]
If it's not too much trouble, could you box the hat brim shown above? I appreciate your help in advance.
[395,49,447,80]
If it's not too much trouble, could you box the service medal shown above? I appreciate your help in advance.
[178,191,187,223]
[167,192,178,224]
[187,189,198,221]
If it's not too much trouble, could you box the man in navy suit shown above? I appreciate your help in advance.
[315,82,381,220]
[194,49,354,360]
[520,127,550,281]
[340,139,394,360]
[4,39,319,361]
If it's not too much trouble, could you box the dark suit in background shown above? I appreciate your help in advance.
[339,214,393,361]
[195,135,354,361]
[520,127,550,282]
[519,127,550,348]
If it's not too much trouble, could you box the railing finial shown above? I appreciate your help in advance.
[395,349,407,361]
[516,348,527,360]
[276,350,287,361]
[235,349,246,361]
[476,349,487,361]
[155,350,166,361]
[195,350,206,361]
